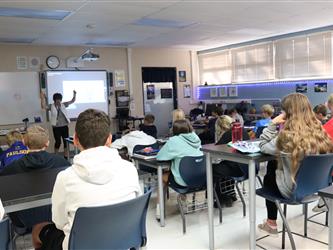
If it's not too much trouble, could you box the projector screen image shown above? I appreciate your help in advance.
[46,71,108,119]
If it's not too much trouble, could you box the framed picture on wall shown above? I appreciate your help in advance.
[296,83,307,93]
[147,84,155,99]
[228,86,238,97]
[210,87,218,98]
[314,82,327,92]
[183,84,191,98]
[179,71,186,82]
[218,87,228,97]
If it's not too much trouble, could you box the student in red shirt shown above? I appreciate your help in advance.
[323,94,333,139]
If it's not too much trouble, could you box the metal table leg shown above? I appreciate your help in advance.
[249,160,256,250]
[206,152,214,250]
[329,199,333,249]
[157,166,165,227]
[66,140,70,161]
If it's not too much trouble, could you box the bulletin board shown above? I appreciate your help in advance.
[0,72,42,125]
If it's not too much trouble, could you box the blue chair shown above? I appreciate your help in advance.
[168,155,222,233]
[256,154,333,250]
[0,217,10,250]
[68,191,152,250]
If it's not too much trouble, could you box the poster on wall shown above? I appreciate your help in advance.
[147,84,155,100]
[16,56,28,70]
[183,84,191,98]
[228,86,238,97]
[179,71,186,82]
[218,87,228,97]
[295,83,307,93]
[115,70,126,87]
[314,82,327,92]
[210,87,218,98]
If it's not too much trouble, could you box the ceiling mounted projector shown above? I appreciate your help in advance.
[78,48,100,61]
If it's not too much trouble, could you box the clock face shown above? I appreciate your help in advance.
[46,55,60,69]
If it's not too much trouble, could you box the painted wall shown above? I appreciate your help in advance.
[130,48,196,116]
[0,44,195,149]
[197,79,333,111]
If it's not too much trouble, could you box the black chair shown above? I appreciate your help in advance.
[0,217,10,250]
[256,154,333,250]
[168,155,222,233]
[68,191,152,250]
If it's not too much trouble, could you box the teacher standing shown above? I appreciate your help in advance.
[41,90,76,158]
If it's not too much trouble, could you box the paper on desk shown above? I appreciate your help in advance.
[230,140,261,153]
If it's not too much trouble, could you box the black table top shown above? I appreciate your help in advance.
[318,186,333,200]
[131,155,170,166]
[201,143,275,162]
[0,167,68,205]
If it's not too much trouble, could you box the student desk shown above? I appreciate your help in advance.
[201,144,274,250]
[318,186,333,249]
[131,156,170,227]
[0,167,67,213]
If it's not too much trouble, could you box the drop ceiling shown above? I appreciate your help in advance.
[1,0,333,50]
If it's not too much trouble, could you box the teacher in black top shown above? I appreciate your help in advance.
[41,90,76,157]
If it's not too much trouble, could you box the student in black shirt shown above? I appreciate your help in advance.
[139,114,157,138]
[0,125,70,233]
[1,126,70,175]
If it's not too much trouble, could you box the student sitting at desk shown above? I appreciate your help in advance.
[0,130,28,170]
[32,109,140,250]
[0,126,70,176]
[253,104,274,133]
[156,119,202,219]
[111,129,156,157]
[214,115,250,207]
[313,104,328,125]
[0,126,70,235]
[258,93,333,235]
[139,114,157,138]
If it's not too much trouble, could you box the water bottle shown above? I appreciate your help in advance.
[232,119,243,143]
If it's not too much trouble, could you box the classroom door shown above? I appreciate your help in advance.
[142,67,177,138]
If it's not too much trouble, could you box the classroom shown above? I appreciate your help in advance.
[1,1,333,249]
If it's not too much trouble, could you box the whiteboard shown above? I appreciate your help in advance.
[0,72,42,125]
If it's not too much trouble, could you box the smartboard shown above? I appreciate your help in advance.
[46,71,108,118]
[0,72,41,125]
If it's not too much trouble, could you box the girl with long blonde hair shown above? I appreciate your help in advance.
[258,93,333,235]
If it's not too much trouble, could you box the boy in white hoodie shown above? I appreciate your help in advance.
[32,109,141,250]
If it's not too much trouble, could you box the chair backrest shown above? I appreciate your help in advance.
[179,155,206,188]
[293,154,333,201]
[0,217,10,250]
[132,142,159,155]
[68,190,152,250]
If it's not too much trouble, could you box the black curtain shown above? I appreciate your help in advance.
[142,67,177,109]
[142,67,176,83]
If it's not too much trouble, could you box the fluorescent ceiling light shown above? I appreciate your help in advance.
[133,18,196,29]
[0,7,71,20]
[0,37,34,43]
[85,41,134,47]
